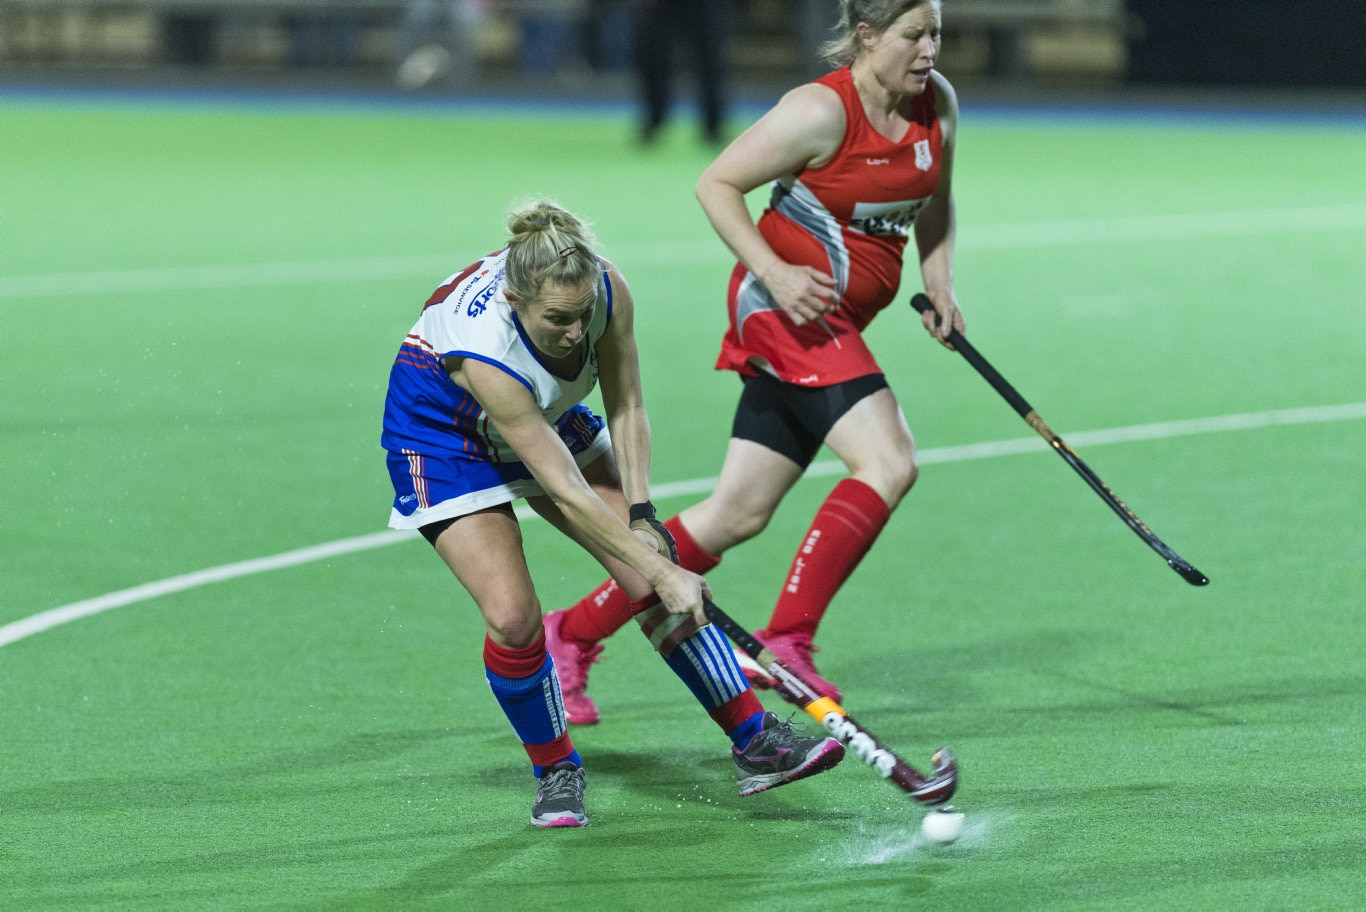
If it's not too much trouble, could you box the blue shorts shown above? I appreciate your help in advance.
[386,404,610,531]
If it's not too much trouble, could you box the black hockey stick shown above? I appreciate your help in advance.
[911,293,1208,585]
[703,597,958,805]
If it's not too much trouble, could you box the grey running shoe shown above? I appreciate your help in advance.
[531,763,587,828]
[734,711,845,797]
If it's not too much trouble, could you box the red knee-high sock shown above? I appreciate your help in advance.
[766,478,891,639]
[559,577,634,644]
[559,515,722,643]
[666,515,725,575]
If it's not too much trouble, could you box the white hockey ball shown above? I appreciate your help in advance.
[920,806,965,844]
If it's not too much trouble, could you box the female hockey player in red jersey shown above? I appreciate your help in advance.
[545,0,966,721]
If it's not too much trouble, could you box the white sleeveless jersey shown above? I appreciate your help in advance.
[381,247,614,463]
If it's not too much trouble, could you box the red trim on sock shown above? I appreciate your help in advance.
[482,631,547,679]
[524,731,576,768]
[768,478,891,638]
[709,690,765,733]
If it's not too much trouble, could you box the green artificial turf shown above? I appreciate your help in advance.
[2,91,1363,910]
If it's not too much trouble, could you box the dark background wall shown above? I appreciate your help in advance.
[1127,0,1366,87]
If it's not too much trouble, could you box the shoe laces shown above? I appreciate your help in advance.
[761,712,813,742]
[538,765,585,800]
[574,641,604,671]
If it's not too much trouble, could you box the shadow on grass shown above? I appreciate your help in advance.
[0,726,468,815]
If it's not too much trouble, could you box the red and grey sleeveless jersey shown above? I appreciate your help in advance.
[757,65,942,330]
[380,247,613,461]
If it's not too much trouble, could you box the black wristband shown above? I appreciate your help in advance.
[628,501,656,523]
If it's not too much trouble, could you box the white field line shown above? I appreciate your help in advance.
[3,402,1363,649]
[3,205,1365,299]
[961,203,1366,249]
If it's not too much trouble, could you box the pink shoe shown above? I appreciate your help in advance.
[733,647,777,690]
[544,610,604,725]
[751,629,842,704]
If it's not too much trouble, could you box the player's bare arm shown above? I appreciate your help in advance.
[913,70,963,347]
[593,260,651,511]
[454,357,705,622]
[696,83,846,326]
[593,262,679,561]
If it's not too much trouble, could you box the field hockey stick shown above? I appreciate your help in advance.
[702,597,958,805]
[910,293,1209,586]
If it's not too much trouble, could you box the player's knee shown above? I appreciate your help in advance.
[859,452,917,505]
[724,501,774,546]
[482,604,543,649]
[891,453,919,498]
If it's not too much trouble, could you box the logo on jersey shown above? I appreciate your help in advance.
[454,264,505,317]
[866,157,890,166]
[849,198,930,238]
[914,139,933,172]
[466,282,497,318]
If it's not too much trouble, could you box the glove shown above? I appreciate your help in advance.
[629,501,678,564]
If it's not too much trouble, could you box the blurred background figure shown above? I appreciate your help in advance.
[394,0,487,89]
[581,0,635,74]
[633,0,733,145]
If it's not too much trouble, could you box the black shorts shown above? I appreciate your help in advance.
[418,503,516,547]
[731,372,889,468]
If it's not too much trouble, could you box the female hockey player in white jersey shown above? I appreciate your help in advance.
[381,199,843,828]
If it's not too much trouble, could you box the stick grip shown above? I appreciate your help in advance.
[911,293,1037,422]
